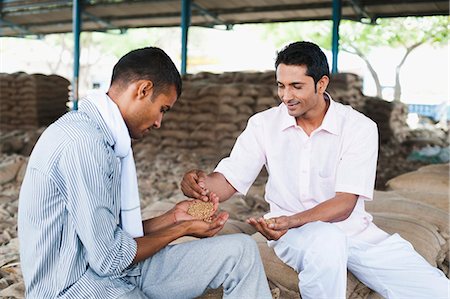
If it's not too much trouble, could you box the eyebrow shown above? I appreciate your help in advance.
[276,81,306,86]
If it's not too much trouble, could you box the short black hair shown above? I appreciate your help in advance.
[275,41,330,87]
[110,47,182,98]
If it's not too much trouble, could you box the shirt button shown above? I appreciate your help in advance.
[301,169,307,173]
[301,193,307,198]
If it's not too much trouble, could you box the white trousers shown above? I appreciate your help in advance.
[270,221,449,299]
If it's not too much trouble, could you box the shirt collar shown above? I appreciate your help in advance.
[318,92,340,135]
[279,92,341,136]
[78,98,116,147]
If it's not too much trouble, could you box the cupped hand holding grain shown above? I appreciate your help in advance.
[246,216,288,241]
[172,192,220,223]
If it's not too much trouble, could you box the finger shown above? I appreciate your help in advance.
[197,171,207,189]
[257,218,279,238]
[246,217,258,227]
[248,218,267,235]
[211,211,229,227]
[209,192,219,211]
[181,180,208,200]
[188,172,207,195]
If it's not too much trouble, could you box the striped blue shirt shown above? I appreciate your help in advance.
[18,101,138,298]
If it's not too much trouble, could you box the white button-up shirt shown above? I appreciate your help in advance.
[215,95,388,243]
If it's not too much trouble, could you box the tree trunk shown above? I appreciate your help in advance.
[343,46,382,98]
[393,42,423,102]
[46,35,67,73]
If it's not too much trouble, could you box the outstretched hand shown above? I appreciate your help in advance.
[246,216,288,241]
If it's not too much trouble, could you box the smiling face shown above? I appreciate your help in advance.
[122,81,178,140]
[276,63,328,122]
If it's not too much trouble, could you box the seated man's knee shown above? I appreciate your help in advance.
[222,234,260,264]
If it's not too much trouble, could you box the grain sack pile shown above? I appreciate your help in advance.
[327,73,365,111]
[0,73,69,130]
[144,72,279,159]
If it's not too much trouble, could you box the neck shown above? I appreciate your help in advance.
[296,94,329,136]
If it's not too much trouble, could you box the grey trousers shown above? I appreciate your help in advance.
[119,233,272,299]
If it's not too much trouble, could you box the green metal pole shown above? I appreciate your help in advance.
[72,0,81,110]
[332,0,341,74]
[181,0,191,75]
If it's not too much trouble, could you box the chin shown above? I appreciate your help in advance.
[288,109,304,118]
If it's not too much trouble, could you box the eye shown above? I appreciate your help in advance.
[277,84,284,89]
[293,84,302,89]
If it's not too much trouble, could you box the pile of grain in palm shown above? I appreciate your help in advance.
[187,201,214,222]
[265,218,276,225]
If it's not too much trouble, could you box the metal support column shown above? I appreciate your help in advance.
[331,0,341,74]
[181,0,191,75]
[72,0,81,110]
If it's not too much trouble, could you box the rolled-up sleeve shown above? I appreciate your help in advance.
[60,138,137,277]
[215,115,266,195]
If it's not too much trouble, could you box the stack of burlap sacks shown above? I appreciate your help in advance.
[145,72,279,159]
[0,72,69,130]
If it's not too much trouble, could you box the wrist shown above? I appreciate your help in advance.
[290,214,304,228]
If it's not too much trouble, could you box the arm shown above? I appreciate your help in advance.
[61,139,137,276]
[181,115,265,201]
[248,192,357,240]
[133,211,228,264]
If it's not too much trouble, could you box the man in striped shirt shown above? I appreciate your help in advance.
[18,47,272,299]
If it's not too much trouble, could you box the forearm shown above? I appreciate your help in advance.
[133,221,188,264]
[142,212,175,235]
[288,192,358,228]
[204,172,237,202]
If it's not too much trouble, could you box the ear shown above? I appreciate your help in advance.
[316,75,329,94]
[137,80,154,100]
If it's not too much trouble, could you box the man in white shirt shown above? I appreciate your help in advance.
[181,41,449,298]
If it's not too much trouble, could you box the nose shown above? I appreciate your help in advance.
[279,87,294,102]
[153,120,161,129]
[153,113,163,129]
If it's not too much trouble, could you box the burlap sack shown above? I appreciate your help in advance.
[251,233,381,299]
[386,164,449,211]
[372,213,445,267]
[0,156,24,185]
[369,191,449,238]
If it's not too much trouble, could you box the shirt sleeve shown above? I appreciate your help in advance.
[214,115,266,195]
[335,120,378,200]
[59,138,137,277]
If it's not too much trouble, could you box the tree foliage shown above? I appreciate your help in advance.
[258,16,449,101]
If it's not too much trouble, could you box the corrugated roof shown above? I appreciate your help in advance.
[0,0,448,37]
